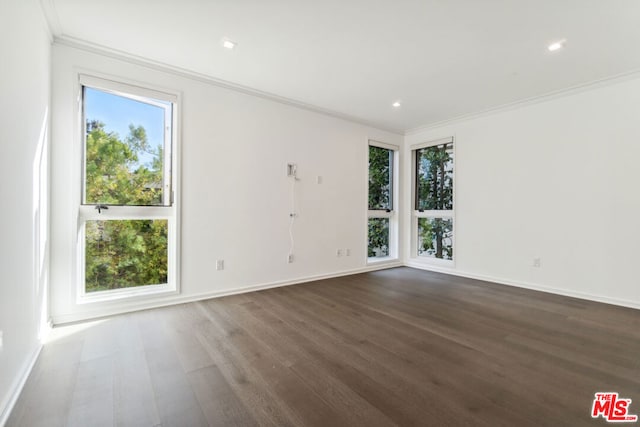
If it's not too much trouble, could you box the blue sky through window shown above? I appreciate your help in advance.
[84,87,166,169]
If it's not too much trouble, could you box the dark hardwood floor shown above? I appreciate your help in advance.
[8,267,640,426]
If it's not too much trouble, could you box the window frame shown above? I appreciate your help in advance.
[76,74,180,303]
[367,140,399,263]
[410,137,455,265]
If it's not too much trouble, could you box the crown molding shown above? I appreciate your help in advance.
[38,0,62,42]
[41,4,640,137]
[53,35,403,136]
[405,67,640,136]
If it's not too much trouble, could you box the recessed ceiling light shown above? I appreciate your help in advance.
[392,101,401,108]
[548,40,566,52]
[221,38,237,50]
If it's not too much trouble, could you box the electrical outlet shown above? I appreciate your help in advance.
[316,175,322,184]
[336,249,343,257]
[346,248,351,256]
[533,257,541,268]
[288,254,294,263]
[216,259,224,271]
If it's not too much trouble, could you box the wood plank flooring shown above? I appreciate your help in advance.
[7,267,640,426]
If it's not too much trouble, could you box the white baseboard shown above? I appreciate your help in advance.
[49,257,640,324]
[0,344,42,427]
[52,261,403,325]
[404,260,640,311]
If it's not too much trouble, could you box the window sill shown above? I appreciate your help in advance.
[409,256,455,268]
[367,256,399,265]
[77,284,178,305]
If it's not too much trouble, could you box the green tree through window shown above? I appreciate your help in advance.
[415,142,454,260]
[416,143,453,211]
[368,145,392,210]
[417,217,453,260]
[368,145,394,258]
[84,120,169,292]
[85,121,164,206]
[82,81,174,294]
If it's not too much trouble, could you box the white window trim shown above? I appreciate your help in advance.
[410,137,455,264]
[369,139,400,151]
[75,73,181,304]
[79,75,178,106]
[367,140,400,263]
[411,136,453,151]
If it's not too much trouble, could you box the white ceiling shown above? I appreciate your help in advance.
[45,0,640,133]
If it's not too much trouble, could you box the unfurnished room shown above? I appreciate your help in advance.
[1,0,640,426]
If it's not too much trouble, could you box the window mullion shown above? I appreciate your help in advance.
[80,206,172,221]
[415,210,453,218]
[368,210,393,219]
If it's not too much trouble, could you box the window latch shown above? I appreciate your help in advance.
[386,209,391,213]
[95,204,109,214]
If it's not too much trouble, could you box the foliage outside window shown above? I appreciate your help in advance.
[85,220,168,292]
[417,217,453,260]
[368,143,396,259]
[368,145,392,210]
[416,143,453,211]
[414,141,454,261]
[368,218,390,258]
[80,78,176,296]
[85,118,167,206]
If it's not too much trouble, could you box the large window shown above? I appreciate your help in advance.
[413,138,454,261]
[78,75,178,300]
[368,141,398,260]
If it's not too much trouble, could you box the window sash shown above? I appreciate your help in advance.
[368,145,395,211]
[414,143,453,211]
[416,216,454,260]
[367,217,391,259]
[78,215,177,295]
[81,83,174,207]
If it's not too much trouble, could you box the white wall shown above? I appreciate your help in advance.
[50,44,402,323]
[0,0,51,423]
[404,75,640,308]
